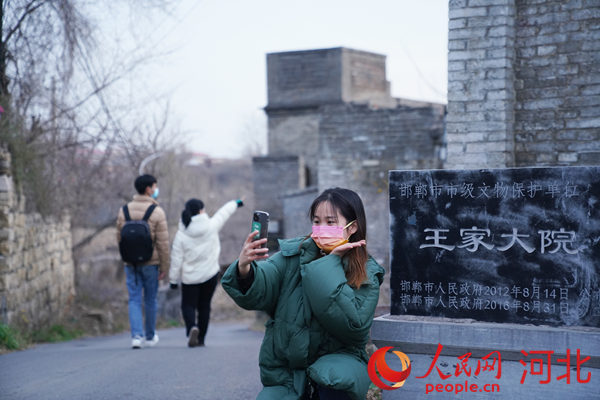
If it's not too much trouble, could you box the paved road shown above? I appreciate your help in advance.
[0,322,264,400]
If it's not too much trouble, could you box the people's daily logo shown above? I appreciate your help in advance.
[367,346,411,390]
[367,343,591,395]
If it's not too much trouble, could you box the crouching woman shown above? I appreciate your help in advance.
[221,187,384,400]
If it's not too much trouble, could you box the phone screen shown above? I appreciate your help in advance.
[251,220,262,240]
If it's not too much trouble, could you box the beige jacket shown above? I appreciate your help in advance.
[116,194,170,274]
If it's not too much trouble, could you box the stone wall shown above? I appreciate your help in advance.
[265,47,398,188]
[281,187,319,238]
[446,0,600,169]
[267,110,320,186]
[514,0,600,165]
[318,101,446,264]
[266,47,393,110]
[318,101,446,189]
[0,148,75,330]
[266,48,343,108]
[252,155,306,245]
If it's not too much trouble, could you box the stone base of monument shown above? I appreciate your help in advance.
[371,315,600,399]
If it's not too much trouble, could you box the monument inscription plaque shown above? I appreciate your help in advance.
[389,166,600,327]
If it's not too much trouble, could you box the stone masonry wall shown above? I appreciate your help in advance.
[266,47,393,110]
[446,0,600,169]
[318,101,446,266]
[266,48,343,109]
[0,148,75,330]
[252,155,305,246]
[340,49,394,107]
[282,187,319,238]
[446,0,517,169]
[267,110,320,186]
[514,0,600,165]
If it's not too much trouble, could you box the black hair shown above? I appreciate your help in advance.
[181,198,205,228]
[309,187,368,287]
[134,174,157,195]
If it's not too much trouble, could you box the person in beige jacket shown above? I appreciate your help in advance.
[116,174,170,349]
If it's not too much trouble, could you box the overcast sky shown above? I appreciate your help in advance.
[134,0,449,158]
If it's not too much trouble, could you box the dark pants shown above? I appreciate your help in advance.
[181,273,218,344]
[317,387,351,400]
[305,382,352,400]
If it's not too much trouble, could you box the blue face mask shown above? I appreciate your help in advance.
[151,187,159,199]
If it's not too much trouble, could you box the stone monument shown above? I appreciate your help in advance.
[390,166,600,327]
[370,166,599,398]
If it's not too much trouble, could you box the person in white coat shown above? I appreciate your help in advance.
[169,197,243,347]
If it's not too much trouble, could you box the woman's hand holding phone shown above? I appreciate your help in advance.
[238,231,269,277]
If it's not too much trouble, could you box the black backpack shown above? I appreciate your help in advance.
[119,204,157,266]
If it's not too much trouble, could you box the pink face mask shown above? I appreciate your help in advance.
[311,221,355,253]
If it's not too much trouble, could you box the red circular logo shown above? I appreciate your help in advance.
[367,346,412,390]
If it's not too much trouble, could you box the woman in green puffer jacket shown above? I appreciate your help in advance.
[222,188,385,400]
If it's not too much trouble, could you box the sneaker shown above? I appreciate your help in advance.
[188,326,199,347]
[131,336,143,349]
[147,334,159,347]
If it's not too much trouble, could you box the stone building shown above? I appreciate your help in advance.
[254,47,446,267]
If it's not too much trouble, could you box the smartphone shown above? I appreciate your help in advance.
[251,211,269,247]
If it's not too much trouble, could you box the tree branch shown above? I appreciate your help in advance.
[3,0,45,44]
[72,219,115,252]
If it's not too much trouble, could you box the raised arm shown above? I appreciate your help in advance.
[208,200,238,232]
[221,231,284,316]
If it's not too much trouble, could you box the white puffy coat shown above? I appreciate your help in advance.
[169,200,238,285]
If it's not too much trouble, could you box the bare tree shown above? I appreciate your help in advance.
[237,112,268,158]
[0,0,184,220]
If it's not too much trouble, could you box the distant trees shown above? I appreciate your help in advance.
[0,0,182,221]
[237,113,267,158]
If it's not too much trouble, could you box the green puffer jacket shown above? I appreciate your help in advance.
[221,236,385,400]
